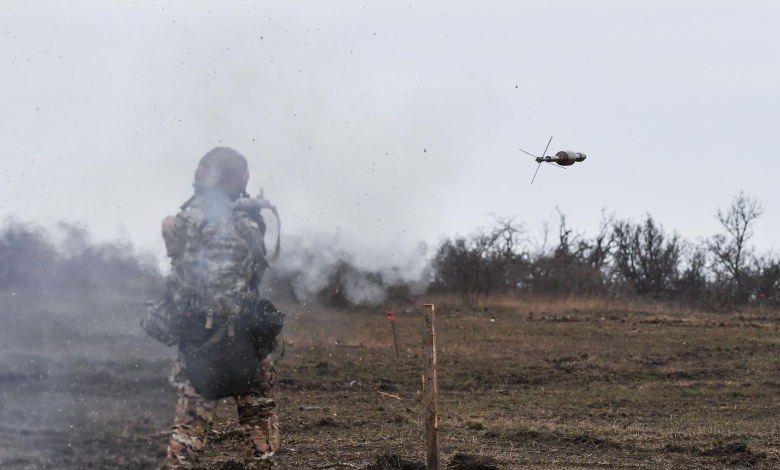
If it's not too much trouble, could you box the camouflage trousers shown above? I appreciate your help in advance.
[164,354,280,469]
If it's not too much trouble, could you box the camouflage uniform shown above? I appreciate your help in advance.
[165,354,280,469]
[154,149,283,470]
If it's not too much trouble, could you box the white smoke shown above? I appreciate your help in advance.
[267,231,431,305]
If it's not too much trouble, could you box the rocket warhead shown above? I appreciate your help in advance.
[535,151,587,166]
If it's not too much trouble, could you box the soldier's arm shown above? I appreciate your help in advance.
[162,214,187,259]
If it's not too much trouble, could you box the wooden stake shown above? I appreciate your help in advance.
[391,319,400,361]
[421,304,440,470]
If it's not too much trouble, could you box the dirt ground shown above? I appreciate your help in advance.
[3,293,780,469]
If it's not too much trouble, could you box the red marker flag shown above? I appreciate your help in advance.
[385,310,400,360]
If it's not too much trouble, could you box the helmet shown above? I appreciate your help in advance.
[194,147,249,198]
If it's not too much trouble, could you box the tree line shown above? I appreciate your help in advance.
[0,223,161,297]
[430,192,780,308]
[1,193,777,309]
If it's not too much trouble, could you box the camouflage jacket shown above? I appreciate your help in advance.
[166,193,269,327]
[142,193,277,347]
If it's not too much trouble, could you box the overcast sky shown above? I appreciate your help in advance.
[2,1,779,259]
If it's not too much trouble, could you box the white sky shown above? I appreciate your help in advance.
[1,1,779,258]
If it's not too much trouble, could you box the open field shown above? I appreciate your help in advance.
[3,293,780,469]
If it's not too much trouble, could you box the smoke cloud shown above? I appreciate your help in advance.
[267,231,431,305]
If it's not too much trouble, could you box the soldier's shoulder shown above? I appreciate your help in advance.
[176,202,206,223]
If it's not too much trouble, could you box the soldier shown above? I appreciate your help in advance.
[151,147,283,470]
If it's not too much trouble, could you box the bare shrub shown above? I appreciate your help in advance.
[709,192,766,304]
[612,215,681,298]
[430,216,528,304]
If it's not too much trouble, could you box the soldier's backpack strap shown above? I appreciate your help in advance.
[232,197,281,264]
[267,205,281,263]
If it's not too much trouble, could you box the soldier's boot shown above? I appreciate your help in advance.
[235,357,279,469]
[165,372,217,469]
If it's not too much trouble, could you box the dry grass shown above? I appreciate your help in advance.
[422,292,722,316]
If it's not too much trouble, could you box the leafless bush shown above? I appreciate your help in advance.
[430,216,529,304]
[752,255,780,299]
[612,215,682,298]
[526,210,612,296]
[709,192,766,304]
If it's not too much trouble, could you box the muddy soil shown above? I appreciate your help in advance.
[3,293,780,469]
